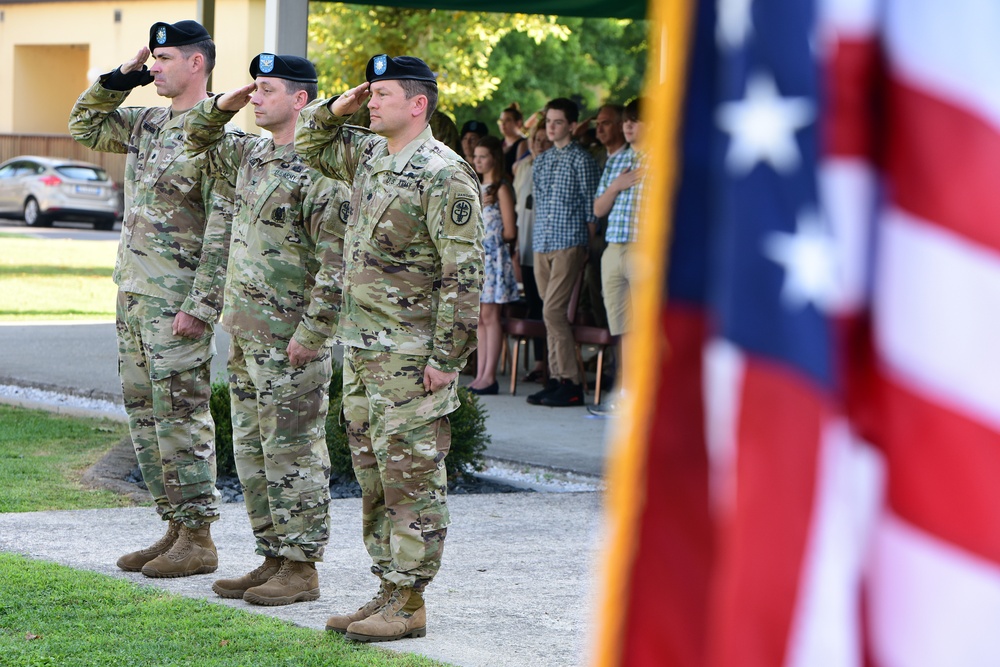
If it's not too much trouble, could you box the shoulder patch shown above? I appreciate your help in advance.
[450,197,474,226]
[339,200,351,223]
[439,174,481,243]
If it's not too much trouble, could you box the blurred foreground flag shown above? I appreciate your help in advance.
[593,1,1000,667]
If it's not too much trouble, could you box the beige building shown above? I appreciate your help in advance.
[0,0,281,134]
[0,0,308,178]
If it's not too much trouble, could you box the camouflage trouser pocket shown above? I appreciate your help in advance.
[165,457,215,505]
[165,366,212,417]
[383,417,450,509]
[272,351,332,436]
[282,485,332,541]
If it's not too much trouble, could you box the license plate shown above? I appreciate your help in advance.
[74,185,102,196]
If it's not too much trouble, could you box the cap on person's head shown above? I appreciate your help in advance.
[365,54,437,85]
[149,20,211,52]
[460,120,489,138]
[249,53,318,83]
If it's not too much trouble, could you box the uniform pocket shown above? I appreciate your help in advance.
[165,457,215,504]
[272,351,333,435]
[365,191,422,256]
[148,322,216,381]
[284,485,332,538]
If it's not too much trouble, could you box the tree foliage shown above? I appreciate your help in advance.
[307,4,647,125]
[308,4,569,108]
[459,16,648,128]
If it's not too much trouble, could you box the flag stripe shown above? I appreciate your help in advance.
[868,513,1000,667]
[885,80,1000,253]
[883,0,1000,134]
[824,38,883,159]
[874,208,1000,432]
[620,308,713,667]
[877,374,1000,564]
[707,358,826,667]
[786,420,880,667]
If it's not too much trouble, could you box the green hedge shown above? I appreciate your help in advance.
[211,361,489,482]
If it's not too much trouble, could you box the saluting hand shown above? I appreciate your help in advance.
[217,83,257,112]
[120,47,151,74]
[330,82,371,117]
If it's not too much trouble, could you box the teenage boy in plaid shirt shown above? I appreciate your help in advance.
[589,98,645,417]
[528,97,600,407]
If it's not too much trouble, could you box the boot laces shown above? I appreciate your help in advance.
[166,527,193,561]
[273,559,296,581]
[378,588,407,616]
[250,558,280,578]
[352,583,392,617]
[142,523,178,554]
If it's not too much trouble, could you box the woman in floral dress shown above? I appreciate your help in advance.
[469,135,520,394]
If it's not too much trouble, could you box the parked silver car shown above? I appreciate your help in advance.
[0,155,123,231]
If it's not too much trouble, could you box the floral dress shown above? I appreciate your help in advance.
[479,182,521,304]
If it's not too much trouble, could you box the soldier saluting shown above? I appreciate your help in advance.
[69,20,235,578]
[295,54,484,642]
[182,53,349,606]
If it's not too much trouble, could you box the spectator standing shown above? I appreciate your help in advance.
[497,103,530,180]
[469,135,520,394]
[182,54,350,604]
[460,119,489,165]
[589,98,645,416]
[69,20,234,578]
[580,103,627,331]
[296,54,484,642]
[512,122,553,382]
[527,97,600,407]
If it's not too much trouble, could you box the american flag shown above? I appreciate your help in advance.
[593,1,1000,666]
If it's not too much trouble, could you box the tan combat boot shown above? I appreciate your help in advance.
[243,559,320,606]
[141,523,218,578]
[116,520,181,572]
[211,557,283,599]
[345,587,427,642]
[325,580,396,634]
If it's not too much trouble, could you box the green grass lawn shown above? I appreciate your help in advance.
[0,404,131,513]
[0,235,117,321]
[0,405,457,666]
[0,553,448,667]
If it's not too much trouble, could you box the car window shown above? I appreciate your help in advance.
[55,166,107,181]
[13,163,37,176]
[0,164,15,179]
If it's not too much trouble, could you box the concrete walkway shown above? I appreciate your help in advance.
[0,320,616,667]
[0,321,612,477]
[0,495,605,667]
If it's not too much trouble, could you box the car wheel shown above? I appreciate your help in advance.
[23,198,50,227]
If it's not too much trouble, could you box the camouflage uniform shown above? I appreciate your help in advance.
[296,101,484,590]
[70,78,236,528]
[184,96,350,562]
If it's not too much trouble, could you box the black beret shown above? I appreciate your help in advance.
[460,120,489,137]
[149,20,211,52]
[365,54,437,85]
[249,53,318,83]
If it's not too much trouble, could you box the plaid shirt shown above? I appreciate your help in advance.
[597,145,643,244]
[531,141,600,253]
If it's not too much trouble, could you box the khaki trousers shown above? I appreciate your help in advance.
[534,245,587,383]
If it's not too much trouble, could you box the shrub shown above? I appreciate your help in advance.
[210,361,490,482]
[209,379,234,477]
